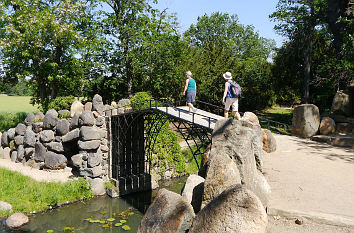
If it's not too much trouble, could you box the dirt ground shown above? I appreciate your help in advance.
[267,216,354,233]
[263,134,354,232]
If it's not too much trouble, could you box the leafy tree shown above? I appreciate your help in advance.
[183,12,276,110]
[87,0,188,102]
[0,0,99,106]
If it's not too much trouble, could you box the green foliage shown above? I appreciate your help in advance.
[42,95,75,113]
[0,168,92,217]
[0,112,27,132]
[130,92,153,110]
[183,12,276,110]
[0,0,100,106]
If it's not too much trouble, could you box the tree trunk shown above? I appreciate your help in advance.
[125,46,133,97]
[303,1,315,104]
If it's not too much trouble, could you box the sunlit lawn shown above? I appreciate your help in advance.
[0,96,39,132]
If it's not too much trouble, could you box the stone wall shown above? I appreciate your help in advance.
[0,94,125,181]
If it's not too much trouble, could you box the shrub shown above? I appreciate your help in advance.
[41,96,75,113]
[130,92,153,110]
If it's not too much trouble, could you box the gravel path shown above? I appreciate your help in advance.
[0,159,74,183]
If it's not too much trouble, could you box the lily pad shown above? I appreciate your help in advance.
[115,223,123,227]
[107,218,115,222]
[99,220,106,224]
[120,219,127,223]
[89,219,100,223]
[100,211,106,214]
[47,230,54,233]
[128,212,134,216]
[83,218,92,221]
[102,224,110,228]
[122,225,131,231]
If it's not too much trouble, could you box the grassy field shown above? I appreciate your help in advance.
[0,96,39,132]
[0,96,38,113]
[0,168,92,217]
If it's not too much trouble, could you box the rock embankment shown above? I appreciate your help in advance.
[138,116,271,233]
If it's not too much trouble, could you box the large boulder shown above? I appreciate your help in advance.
[34,142,47,162]
[32,122,43,134]
[242,112,260,125]
[35,112,45,122]
[84,102,92,111]
[6,213,29,229]
[80,126,100,141]
[117,99,131,108]
[331,90,352,117]
[56,119,70,136]
[292,104,320,138]
[210,119,271,207]
[336,123,353,134]
[46,142,64,153]
[62,129,80,143]
[319,117,336,135]
[202,152,241,208]
[14,135,24,146]
[3,147,11,159]
[7,128,16,140]
[40,130,55,143]
[24,112,35,126]
[70,112,80,129]
[71,154,83,168]
[1,131,9,147]
[87,150,102,168]
[91,178,106,196]
[79,166,103,178]
[181,174,205,213]
[15,123,26,136]
[262,129,277,153]
[10,151,17,162]
[78,140,100,150]
[137,188,195,233]
[92,94,105,114]
[79,111,95,127]
[43,109,59,129]
[95,116,105,127]
[70,100,84,117]
[44,151,67,169]
[24,148,35,159]
[17,145,25,161]
[189,185,267,233]
[24,127,36,147]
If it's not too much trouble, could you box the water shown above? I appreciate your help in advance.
[1,176,187,233]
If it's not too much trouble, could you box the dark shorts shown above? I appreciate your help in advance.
[186,90,196,103]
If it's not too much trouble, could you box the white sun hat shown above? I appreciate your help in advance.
[223,72,232,80]
[186,71,192,76]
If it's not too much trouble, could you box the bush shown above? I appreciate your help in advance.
[41,96,75,113]
[130,92,153,110]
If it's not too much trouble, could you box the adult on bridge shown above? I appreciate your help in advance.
[183,71,197,113]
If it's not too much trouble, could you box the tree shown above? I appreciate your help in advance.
[0,0,98,106]
[183,12,276,110]
[270,0,321,103]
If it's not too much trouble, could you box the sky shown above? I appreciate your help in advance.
[154,0,286,48]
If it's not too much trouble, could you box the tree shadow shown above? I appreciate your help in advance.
[290,135,354,164]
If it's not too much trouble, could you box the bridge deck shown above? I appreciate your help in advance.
[155,106,224,130]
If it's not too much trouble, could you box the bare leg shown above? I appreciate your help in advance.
[224,110,229,118]
[232,111,241,120]
[187,103,194,112]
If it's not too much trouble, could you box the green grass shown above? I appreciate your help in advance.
[256,106,293,125]
[0,168,92,218]
[0,96,39,132]
[182,146,206,174]
[0,96,38,113]
[255,106,293,135]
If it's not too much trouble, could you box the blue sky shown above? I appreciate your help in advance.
[154,0,285,47]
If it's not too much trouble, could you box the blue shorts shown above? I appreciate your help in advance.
[186,90,196,103]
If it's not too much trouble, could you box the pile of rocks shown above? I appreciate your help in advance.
[291,85,354,147]
[138,117,271,233]
[0,94,131,181]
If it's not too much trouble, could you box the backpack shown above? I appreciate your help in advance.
[228,81,242,98]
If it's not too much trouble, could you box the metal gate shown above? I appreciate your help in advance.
[111,112,151,195]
